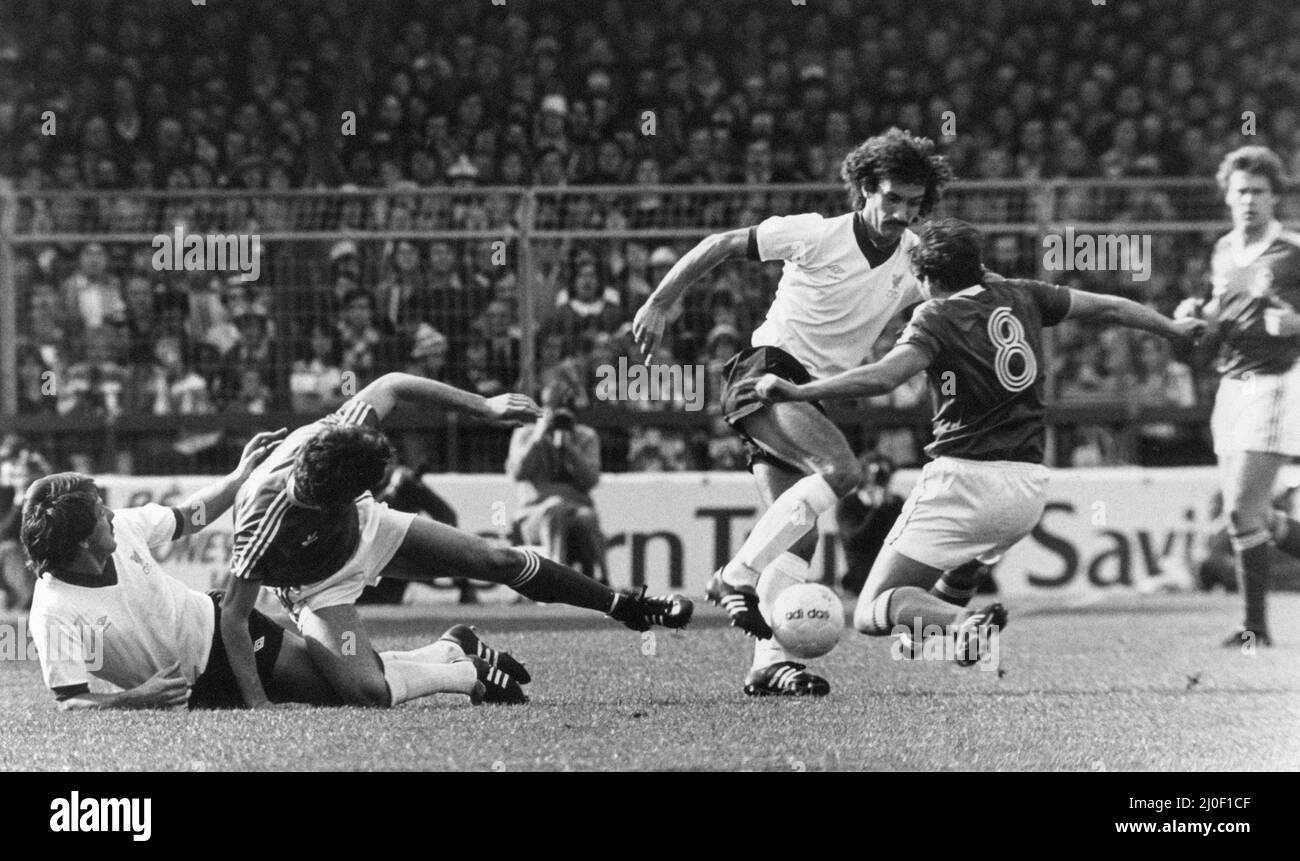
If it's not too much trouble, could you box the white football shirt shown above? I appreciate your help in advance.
[28,504,215,694]
[748,212,926,379]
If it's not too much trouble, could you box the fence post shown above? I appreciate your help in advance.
[0,180,16,419]
[1036,180,1059,467]
[517,188,538,397]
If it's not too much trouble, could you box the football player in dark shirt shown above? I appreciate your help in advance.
[219,374,692,709]
[1176,146,1300,648]
[756,218,1202,665]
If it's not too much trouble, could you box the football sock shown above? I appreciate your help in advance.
[385,640,462,665]
[1230,530,1271,633]
[723,474,839,588]
[856,586,962,635]
[507,548,617,614]
[931,560,985,607]
[751,552,808,671]
[1270,515,1300,559]
[380,656,478,706]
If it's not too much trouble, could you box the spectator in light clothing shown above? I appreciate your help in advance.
[61,243,124,330]
[506,383,607,583]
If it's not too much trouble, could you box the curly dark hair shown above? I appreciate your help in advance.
[293,424,394,509]
[909,217,985,292]
[840,127,954,214]
[20,472,101,576]
[1216,145,1287,193]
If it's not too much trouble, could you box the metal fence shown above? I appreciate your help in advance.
[0,179,1274,472]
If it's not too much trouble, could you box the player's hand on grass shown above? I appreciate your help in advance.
[1264,296,1300,336]
[482,393,543,426]
[234,428,289,479]
[753,374,799,403]
[129,662,190,709]
[632,300,670,360]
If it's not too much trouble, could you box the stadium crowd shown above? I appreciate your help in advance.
[3,0,1298,471]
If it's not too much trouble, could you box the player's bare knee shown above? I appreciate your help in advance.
[819,457,864,498]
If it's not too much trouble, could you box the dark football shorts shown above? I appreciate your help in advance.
[189,592,287,709]
[720,345,827,473]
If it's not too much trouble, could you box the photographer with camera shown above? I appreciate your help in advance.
[506,383,608,584]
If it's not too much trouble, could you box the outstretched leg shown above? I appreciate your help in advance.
[383,518,692,631]
[853,546,951,635]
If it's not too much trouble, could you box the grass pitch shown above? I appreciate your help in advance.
[1,593,1297,771]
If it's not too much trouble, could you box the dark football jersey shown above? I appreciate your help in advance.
[1210,223,1300,378]
[897,278,1072,463]
[229,398,379,588]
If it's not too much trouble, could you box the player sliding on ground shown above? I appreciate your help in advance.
[754,218,1205,664]
[20,433,528,709]
[219,374,692,709]
[634,127,972,696]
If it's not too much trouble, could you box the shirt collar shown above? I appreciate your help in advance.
[1231,219,1282,266]
[852,211,901,268]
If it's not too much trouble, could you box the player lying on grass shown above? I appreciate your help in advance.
[219,373,692,709]
[634,127,966,696]
[20,435,529,709]
[754,218,1205,664]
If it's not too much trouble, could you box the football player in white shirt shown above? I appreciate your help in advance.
[633,128,954,695]
[23,433,527,709]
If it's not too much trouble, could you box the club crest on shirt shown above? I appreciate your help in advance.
[300,532,320,548]
[887,272,905,299]
[826,263,845,276]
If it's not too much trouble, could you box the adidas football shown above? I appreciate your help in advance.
[771,583,844,659]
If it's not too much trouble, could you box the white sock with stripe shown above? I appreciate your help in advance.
[854,587,899,635]
[723,474,839,588]
[751,552,808,671]
[380,656,478,706]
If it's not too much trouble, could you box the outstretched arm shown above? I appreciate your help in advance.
[755,344,932,403]
[356,372,541,425]
[1067,290,1204,341]
[175,429,287,537]
[633,228,750,358]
